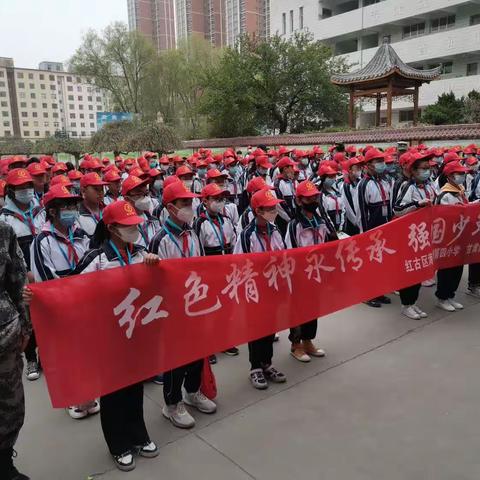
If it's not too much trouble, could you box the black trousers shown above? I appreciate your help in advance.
[436,266,464,300]
[468,263,480,287]
[344,219,360,236]
[248,334,275,370]
[289,320,317,344]
[399,283,421,306]
[100,382,150,456]
[163,359,203,406]
[24,332,37,363]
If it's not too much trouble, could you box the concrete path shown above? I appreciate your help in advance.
[16,279,480,480]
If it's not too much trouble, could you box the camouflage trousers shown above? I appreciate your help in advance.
[0,318,25,450]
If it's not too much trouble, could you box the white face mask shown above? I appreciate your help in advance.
[14,188,34,204]
[453,174,466,185]
[210,199,226,214]
[134,196,151,212]
[160,164,169,172]
[116,226,140,244]
[261,209,277,224]
[153,179,164,191]
[183,179,193,190]
[174,205,195,224]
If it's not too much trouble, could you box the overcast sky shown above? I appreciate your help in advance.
[0,0,128,69]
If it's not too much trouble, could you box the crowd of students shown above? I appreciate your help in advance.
[1,140,479,474]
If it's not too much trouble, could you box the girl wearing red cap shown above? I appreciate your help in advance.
[103,171,123,206]
[318,163,345,234]
[77,173,108,236]
[274,157,298,236]
[74,201,160,471]
[341,158,363,236]
[393,153,436,320]
[233,188,287,389]
[435,162,469,312]
[149,182,217,429]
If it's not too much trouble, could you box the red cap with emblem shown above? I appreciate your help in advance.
[255,155,273,169]
[251,188,283,209]
[246,176,273,194]
[176,165,193,177]
[162,181,199,204]
[80,172,108,188]
[296,180,320,198]
[121,175,149,196]
[27,162,47,176]
[443,162,469,176]
[50,175,73,187]
[201,183,229,198]
[103,200,145,226]
[104,170,122,182]
[276,157,298,169]
[51,162,68,173]
[206,168,228,179]
[67,169,83,180]
[365,148,385,162]
[43,184,81,206]
[6,168,33,186]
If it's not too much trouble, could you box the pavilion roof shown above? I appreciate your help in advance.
[331,40,441,85]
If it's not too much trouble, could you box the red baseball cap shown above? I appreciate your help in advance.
[251,188,283,209]
[164,175,181,189]
[443,162,469,176]
[162,181,199,204]
[246,176,273,194]
[296,180,320,198]
[347,157,362,169]
[206,168,228,180]
[255,155,273,169]
[103,200,145,226]
[365,148,385,162]
[27,162,47,176]
[129,166,148,179]
[121,175,149,196]
[51,162,67,173]
[149,168,162,178]
[80,172,108,188]
[0,179,6,196]
[276,157,298,169]
[278,146,292,156]
[40,155,56,166]
[43,184,81,206]
[224,157,238,167]
[6,168,33,186]
[176,165,193,177]
[104,170,122,182]
[196,160,208,168]
[102,157,111,165]
[318,164,338,176]
[443,152,462,164]
[50,175,73,187]
[201,183,229,198]
[80,158,102,170]
[67,169,83,180]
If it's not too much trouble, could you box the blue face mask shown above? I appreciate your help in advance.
[323,177,335,188]
[150,161,158,169]
[374,162,386,174]
[14,188,34,205]
[198,168,207,178]
[416,169,431,182]
[59,210,79,227]
[229,166,240,177]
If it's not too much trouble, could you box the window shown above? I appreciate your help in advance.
[41,93,47,99]
[471,14,480,26]
[0,101,7,107]
[50,85,55,91]
[89,113,94,119]
[76,77,81,83]
[71,122,77,127]
[79,113,84,118]
[96,96,102,102]
[54,122,59,127]
[77,86,82,92]
[39,74,44,80]
[67,86,73,91]
[51,94,56,99]
[22,121,28,126]
[45,131,50,137]
[88,96,92,102]
[31,102,37,108]
[34,131,40,137]
[299,7,304,29]
[32,112,37,118]
[467,63,478,76]
[20,102,27,108]
[78,95,83,101]
[21,112,28,118]
[88,105,93,110]
[52,103,58,109]
[364,0,382,5]
[0,71,3,77]
[429,62,453,74]
[320,7,332,19]
[3,121,9,127]
[90,122,95,128]
[81,122,85,127]
[23,131,30,136]
[33,121,39,127]
[18,82,25,89]
[49,75,55,81]
[1,111,8,117]
[79,104,83,110]
[66,76,72,82]
[40,84,45,90]
[30,93,36,99]
[4,130,11,136]
[43,112,49,118]
[19,92,25,98]
[0,81,4,87]
[17,72,24,79]
[399,110,415,122]
[53,112,58,118]
[44,121,49,127]
[81,131,86,137]
[72,132,77,136]
[96,105,102,110]
[402,22,425,39]
[290,10,294,32]
[42,103,47,108]
[0,92,6,98]
[68,95,74,101]
[70,113,75,119]
[29,83,34,89]
[431,15,455,33]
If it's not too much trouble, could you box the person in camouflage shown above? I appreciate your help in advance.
[0,221,31,480]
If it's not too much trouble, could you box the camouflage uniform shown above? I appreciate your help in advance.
[0,221,30,452]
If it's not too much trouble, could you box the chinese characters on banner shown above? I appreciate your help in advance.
[30,204,480,408]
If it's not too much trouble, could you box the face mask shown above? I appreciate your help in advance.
[301,158,309,167]
[210,199,226,214]
[470,164,479,172]
[183,179,193,190]
[150,161,158,169]
[352,170,362,179]
[453,174,466,185]
[260,209,277,224]
[386,164,396,173]
[416,169,431,182]
[198,168,207,178]
[302,202,318,213]
[59,210,79,227]
[153,179,164,191]
[134,196,151,212]
[0,197,5,207]
[209,163,218,170]
[116,226,140,244]
[160,164,169,172]
[434,157,443,165]
[323,177,335,188]
[373,162,386,174]
[258,167,268,176]
[174,205,195,224]
[229,166,240,177]
[14,188,34,204]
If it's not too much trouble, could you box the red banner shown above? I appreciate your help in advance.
[30,205,480,407]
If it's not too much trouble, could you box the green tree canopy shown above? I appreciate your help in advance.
[0,138,34,155]
[421,91,465,125]
[463,90,480,124]
[200,32,349,137]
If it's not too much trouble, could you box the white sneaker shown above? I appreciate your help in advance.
[466,286,480,298]
[422,278,436,287]
[448,299,463,310]
[25,361,40,381]
[162,402,195,429]
[402,305,421,320]
[86,399,100,415]
[113,451,135,471]
[136,441,159,458]
[184,391,217,414]
[412,305,428,318]
[437,299,455,312]
[67,406,88,419]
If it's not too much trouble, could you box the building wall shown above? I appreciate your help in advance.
[0,59,110,139]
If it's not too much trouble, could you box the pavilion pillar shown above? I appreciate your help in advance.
[413,84,419,126]
[386,79,393,127]
[349,87,355,129]
[375,93,381,127]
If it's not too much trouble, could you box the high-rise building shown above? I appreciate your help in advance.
[225,0,270,47]
[0,57,110,139]
[270,0,480,127]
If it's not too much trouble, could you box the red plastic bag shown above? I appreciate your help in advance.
[200,357,217,400]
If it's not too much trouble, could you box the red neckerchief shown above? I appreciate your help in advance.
[11,211,36,235]
[257,225,272,251]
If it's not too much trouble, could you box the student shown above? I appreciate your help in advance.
[27,162,48,206]
[233,188,287,390]
[357,148,393,308]
[435,161,469,312]
[205,169,239,226]
[77,172,108,237]
[74,201,159,471]
[149,182,217,429]
[341,157,362,236]
[192,160,208,195]
[194,183,239,361]
[0,168,44,381]
[223,154,245,211]
[274,156,298,236]
[237,177,273,234]
[103,170,123,205]
[393,152,436,319]
[67,169,83,195]
[285,181,334,362]
[318,163,345,233]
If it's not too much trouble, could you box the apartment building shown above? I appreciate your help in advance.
[270,0,480,127]
[0,57,110,139]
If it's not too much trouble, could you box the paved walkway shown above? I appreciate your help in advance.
[16,280,480,479]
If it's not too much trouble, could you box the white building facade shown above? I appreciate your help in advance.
[270,0,480,127]
[0,57,111,140]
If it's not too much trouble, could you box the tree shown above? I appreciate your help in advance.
[126,120,180,155]
[69,22,156,113]
[89,120,134,156]
[0,138,33,155]
[422,91,465,125]
[463,90,480,124]
[200,32,348,136]
[32,137,61,155]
